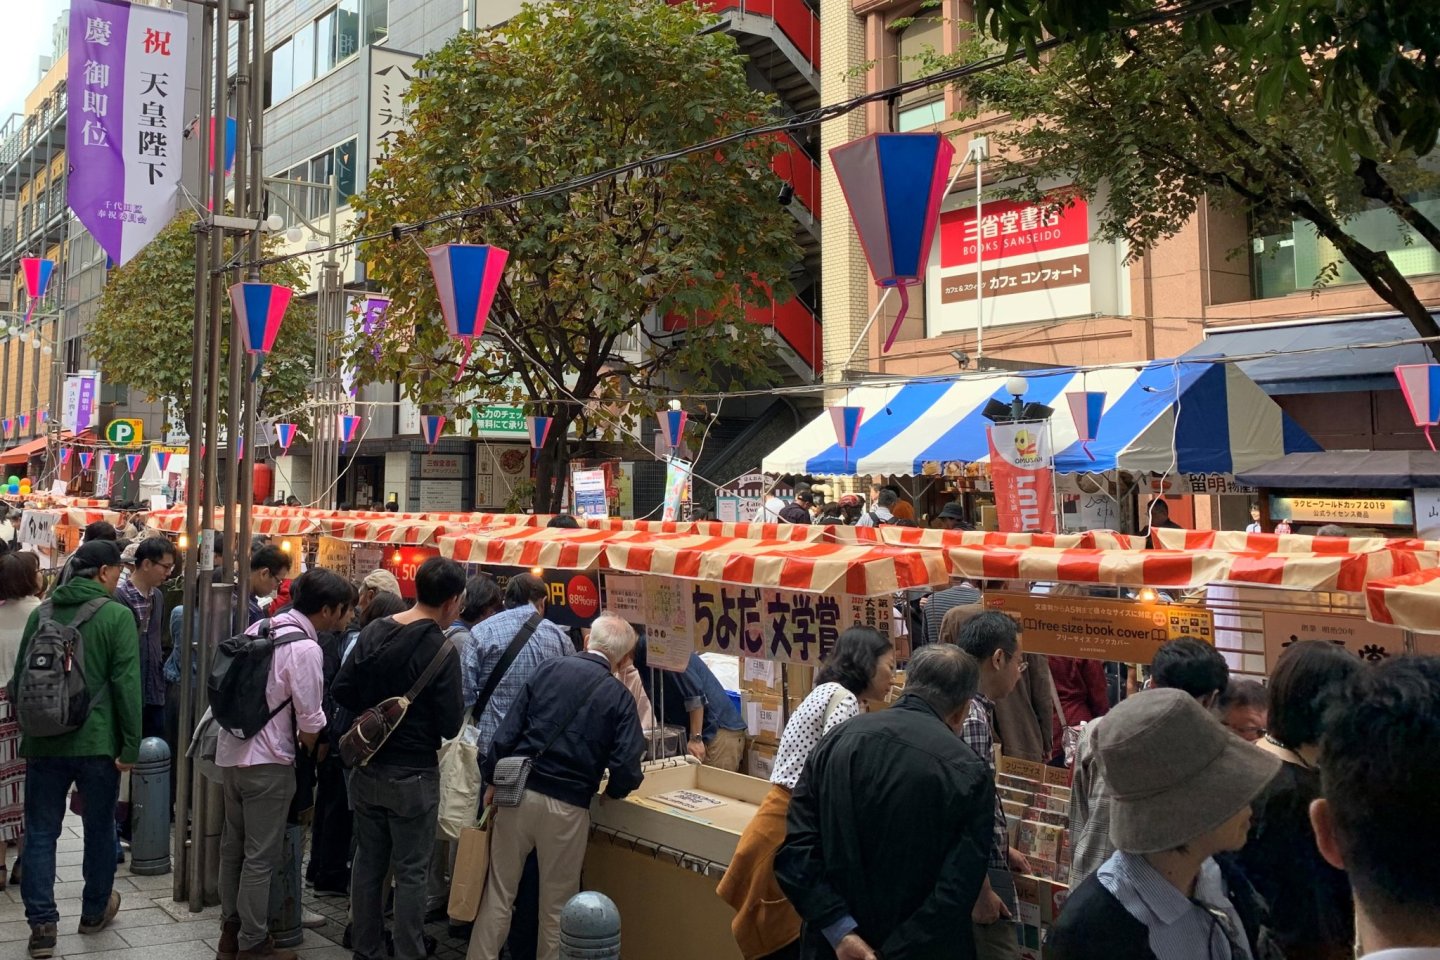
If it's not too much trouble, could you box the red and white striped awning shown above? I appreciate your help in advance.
[146,509,319,537]
[1367,567,1440,631]
[874,528,1146,551]
[946,545,1433,592]
[317,518,470,545]
[605,537,950,595]
[582,518,828,542]
[58,508,121,528]
[1151,527,1440,554]
[440,527,617,570]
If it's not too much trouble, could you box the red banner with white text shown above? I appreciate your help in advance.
[988,422,1057,533]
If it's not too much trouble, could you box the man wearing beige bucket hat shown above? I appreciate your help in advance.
[1046,689,1281,960]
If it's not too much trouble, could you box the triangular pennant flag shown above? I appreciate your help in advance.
[59,447,72,466]
[126,453,143,474]
[424,243,510,381]
[1,419,12,437]
[79,451,94,470]
[17,414,29,433]
[275,423,298,451]
[154,451,171,473]
[100,452,116,474]
[421,415,446,448]
[229,282,294,380]
[658,409,688,453]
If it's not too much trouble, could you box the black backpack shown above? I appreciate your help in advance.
[10,597,112,738]
[868,511,896,526]
[208,618,306,740]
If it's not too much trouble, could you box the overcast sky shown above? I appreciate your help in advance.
[0,1,71,132]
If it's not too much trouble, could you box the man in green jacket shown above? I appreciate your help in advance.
[15,540,142,959]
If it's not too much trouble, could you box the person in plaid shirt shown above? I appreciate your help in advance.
[956,611,1031,960]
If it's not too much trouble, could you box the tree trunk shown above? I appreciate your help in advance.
[1292,198,1440,361]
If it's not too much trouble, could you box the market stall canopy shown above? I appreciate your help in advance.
[867,527,1146,550]
[0,431,92,466]
[1153,528,1440,553]
[761,360,1319,477]
[581,518,828,541]
[1236,450,1440,490]
[147,508,320,537]
[948,545,1433,592]
[606,538,949,596]
[1192,314,1433,395]
[440,527,618,570]
[1366,566,1440,631]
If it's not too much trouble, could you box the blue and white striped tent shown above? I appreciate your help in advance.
[762,359,1321,478]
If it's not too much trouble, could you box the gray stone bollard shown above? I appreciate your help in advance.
[268,824,305,948]
[559,891,621,959]
[130,736,172,875]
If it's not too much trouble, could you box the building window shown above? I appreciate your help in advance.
[265,1,384,109]
[271,138,359,223]
[894,9,947,131]
[1252,191,1440,299]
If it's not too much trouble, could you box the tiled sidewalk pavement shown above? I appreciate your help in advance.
[0,812,351,960]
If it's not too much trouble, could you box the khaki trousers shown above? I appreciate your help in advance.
[466,789,589,960]
[704,727,747,772]
[972,919,1022,960]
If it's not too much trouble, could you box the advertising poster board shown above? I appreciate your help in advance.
[982,591,1214,664]
[988,422,1056,533]
[1262,610,1409,668]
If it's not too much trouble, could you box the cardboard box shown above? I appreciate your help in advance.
[747,741,778,780]
[743,693,786,744]
[592,760,769,867]
[739,659,814,700]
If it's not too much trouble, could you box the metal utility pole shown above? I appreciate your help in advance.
[174,0,269,910]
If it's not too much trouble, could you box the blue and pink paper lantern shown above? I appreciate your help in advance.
[79,451,94,471]
[526,416,553,450]
[100,452,116,475]
[17,414,28,433]
[421,415,446,449]
[59,447,72,466]
[21,258,54,324]
[424,243,510,381]
[829,405,864,471]
[1397,364,1440,450]
[38,410,48,425]
[1066,391,1106,462]
[126,453,143,474]
[154,451,171,473]
[657,409,688,455]
[229,282,294,380]
[1,419,12,437]
[829,133,955,353]
[339,414,362,452]
[275,422,298,452]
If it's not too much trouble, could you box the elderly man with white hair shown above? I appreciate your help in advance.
[468,612,646,960]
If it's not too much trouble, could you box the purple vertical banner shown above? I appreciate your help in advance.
[76,376,97,434]
[67,0,189,266]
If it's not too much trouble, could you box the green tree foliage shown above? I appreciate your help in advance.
[933,17,1440,352]
[88,211,316,426]
[350,0,800,512]
[973,0,1440,156]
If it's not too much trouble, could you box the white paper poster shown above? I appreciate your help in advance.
[642,578,694,672]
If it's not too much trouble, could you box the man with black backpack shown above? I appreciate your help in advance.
[11,540,140,959]
[334,557,464,960]
[855,487,900,528]
[212,568,352,960]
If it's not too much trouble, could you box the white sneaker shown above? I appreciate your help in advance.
[301,910,326,929]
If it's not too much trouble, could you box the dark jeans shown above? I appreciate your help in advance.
[306,752,351,891]
[350,764,439,960]
[21,756,120,926]
[142,704,166,741]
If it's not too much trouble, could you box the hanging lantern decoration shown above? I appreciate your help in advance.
[38,409,48,424]
[0,419,11,437]
[275,422,298,452]
[421,415,446,449]
[1396,364,1440,451]
[1066,391,1107,462]
[79,451,94,471]
[126,453,143,475]
[829,133,955,353]
[59,447,72,466]
[17,413,28,434]
[657,408,688,456]
[424,243,510,381]
[100,452,116,475]
[20,257,54,325]
[153,451,172,474]
[229,282,295,381]
[526,415,553,466]
[235,437,245,462]
[339,414,362,453]
[829,405,865,471]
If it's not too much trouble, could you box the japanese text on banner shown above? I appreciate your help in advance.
[690,582,893,666]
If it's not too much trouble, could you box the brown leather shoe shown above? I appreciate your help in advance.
[216,918,241,960]
[236,937,298,960]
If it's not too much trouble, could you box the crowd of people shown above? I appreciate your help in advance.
[0,507,1433,960]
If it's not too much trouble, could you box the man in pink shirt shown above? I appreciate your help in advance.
[216,569,353,960]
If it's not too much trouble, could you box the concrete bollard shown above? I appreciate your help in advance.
[130,736,172,875]
[268,824,305,948]
[559,891,621,959]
